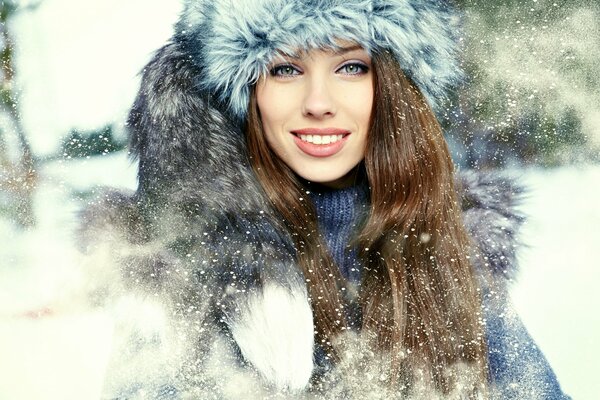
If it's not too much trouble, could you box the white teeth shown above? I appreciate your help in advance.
[298,134,345,144]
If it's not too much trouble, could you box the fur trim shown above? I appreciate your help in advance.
[227,283,314,392]
[458,170,526,283]
[176,0,462,119]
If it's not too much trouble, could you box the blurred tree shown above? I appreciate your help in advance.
[0,0,40,227]
[60,125,127,159]
[448,0,600,168]
[1,0,130,230]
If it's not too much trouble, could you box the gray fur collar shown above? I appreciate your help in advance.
[80,39,525,398]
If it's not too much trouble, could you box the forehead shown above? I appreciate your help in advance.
[272,40,370,62]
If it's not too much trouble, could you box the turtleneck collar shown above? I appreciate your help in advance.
[303,179,370,283]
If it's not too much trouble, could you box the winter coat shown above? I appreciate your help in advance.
[79,40,570,399]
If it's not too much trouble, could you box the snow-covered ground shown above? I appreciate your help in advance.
[512,165,600,400]
[0,154,137,399]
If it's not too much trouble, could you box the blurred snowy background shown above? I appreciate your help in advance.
[0,0,598,399]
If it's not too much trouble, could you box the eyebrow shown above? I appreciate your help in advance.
[333,45,364,55]
[286,45,365,60]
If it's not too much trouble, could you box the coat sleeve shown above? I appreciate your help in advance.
[458,170,571,399]
[484,293,571,399]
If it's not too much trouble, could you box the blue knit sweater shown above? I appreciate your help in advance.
[308,181,570,399]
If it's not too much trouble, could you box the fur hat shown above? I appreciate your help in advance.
[175,0,462,120]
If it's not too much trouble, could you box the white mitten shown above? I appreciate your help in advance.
[227,283,314,393]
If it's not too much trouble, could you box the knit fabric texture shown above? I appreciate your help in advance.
[307,182,369,283]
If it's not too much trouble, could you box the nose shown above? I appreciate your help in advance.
[301,76,336,119]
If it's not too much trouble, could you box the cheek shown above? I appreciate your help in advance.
[349,83,373,157]
[341,82,373,131]
[256,84,297,130]
[360,84,374,125]
[256,84,278,149]
[256,84,296,156]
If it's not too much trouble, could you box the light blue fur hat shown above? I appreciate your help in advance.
[176,0,462,120]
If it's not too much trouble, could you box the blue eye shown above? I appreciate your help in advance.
[337,62,369,75]
[270,64,301,77]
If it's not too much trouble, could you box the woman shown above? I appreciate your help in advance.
[82,0,570,398]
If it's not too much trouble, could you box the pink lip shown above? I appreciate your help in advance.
[290,128,351,158]
[291,127,350,136]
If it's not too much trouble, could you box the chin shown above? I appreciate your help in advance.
[294,166,358,188]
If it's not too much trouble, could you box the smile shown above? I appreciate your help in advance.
[290,128,351,158]
[297,134,344,144]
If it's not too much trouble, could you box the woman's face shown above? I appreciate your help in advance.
[256,44,373,189]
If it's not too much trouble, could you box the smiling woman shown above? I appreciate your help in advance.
[246,43,493,395]
[255,45,373,188]
[79,0,571,398]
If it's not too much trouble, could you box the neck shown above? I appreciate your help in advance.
[299,163,366,190]
[315,166,361,189]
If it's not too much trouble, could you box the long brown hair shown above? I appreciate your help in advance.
[246,49,488,395]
